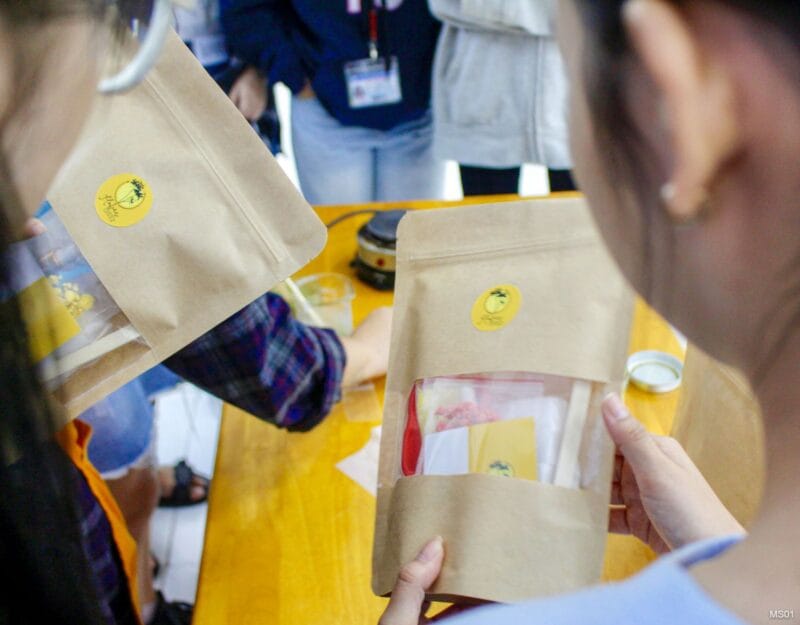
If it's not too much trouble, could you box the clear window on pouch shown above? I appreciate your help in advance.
[400,372,608,492]
[8,202,145,390]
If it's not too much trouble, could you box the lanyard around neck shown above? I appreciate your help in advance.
[362,0,386,60]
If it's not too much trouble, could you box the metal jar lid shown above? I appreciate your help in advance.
[626,350,684,394]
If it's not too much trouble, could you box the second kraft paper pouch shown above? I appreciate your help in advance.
[372,198,634,603]
[40,32,326,419]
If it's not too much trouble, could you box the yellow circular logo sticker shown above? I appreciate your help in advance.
[471,284,522,332]
[95,174,153,228]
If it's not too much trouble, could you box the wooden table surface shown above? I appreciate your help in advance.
[193,195,685,625]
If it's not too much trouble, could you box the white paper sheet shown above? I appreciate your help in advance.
[422,427,470,476]
[336,426,382,497]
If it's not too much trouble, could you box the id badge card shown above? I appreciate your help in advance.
[344,56,403,109]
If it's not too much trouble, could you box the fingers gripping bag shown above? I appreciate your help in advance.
[372,198,634,603]
[37,32,325,420]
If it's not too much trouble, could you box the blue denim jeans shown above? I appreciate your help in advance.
[80,366,180,478]
[80,378,155,479]
[291,97,446,205]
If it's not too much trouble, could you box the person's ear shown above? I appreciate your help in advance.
[623,0,740,222]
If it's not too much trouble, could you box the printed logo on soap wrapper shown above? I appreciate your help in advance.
[49,275,95,318]
[487,460,515,477]
[95,174,153,228]
[471,284,522,332]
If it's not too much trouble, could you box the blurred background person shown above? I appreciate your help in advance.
[429,0,575,196]
[174,0,282,155]
[221,0,446,205]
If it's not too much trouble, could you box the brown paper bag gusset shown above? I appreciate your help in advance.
[372,198,634,603]
[671,345,765,528]
[43,32,326,419]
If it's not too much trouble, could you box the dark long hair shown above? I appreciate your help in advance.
[0,2,117,624]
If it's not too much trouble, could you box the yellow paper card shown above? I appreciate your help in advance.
[18,277,81,362]
[468,417,538,480]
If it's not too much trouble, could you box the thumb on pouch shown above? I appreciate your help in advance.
[380,537,444,625]
[602,393,660,474]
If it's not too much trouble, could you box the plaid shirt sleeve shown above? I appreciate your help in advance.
[165,293,346,431]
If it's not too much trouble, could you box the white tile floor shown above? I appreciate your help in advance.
[150,383,222,605]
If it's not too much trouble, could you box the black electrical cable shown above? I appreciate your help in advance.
[324,209,378,229]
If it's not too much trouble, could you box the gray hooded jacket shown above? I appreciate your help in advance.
[429,0,571,169]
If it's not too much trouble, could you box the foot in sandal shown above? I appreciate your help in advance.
[157,460,210,508]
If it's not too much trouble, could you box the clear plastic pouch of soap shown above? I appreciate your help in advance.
[400,372,607,490]
[21,203,145,388]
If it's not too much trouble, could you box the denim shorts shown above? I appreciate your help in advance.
[79,366,181,479]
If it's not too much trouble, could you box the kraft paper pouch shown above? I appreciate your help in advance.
[671,345,765,527]
[373,198,634,603]
[43,32,326,419]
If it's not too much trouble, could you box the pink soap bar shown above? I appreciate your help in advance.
[434,401,501,432]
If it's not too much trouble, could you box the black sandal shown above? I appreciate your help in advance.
[150,591,193,625]
[158,460,210,508]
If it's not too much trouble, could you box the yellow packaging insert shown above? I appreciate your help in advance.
[10,242,81,363]
[468,417,538,480]
[19,277,81,362]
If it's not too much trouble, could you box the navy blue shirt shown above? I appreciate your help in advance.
[220,0,440,130]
